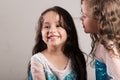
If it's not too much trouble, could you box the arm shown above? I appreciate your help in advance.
[95,42,120,79]
[106,47,120,80]
[31,57,46,80]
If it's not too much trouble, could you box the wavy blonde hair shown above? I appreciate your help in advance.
[98,0,120,55]
[81,0,120,63]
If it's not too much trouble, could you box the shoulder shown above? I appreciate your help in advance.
[30,53,46,80]
[95,43,107,63]
[31,52,43,60]
[30,53,44,71]
[31,52,45,65]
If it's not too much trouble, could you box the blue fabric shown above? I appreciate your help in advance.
[95,59,112,80]
[45,71,58,80]
[29,71,76,80]
[64,71,77,80]
[29,71,32,80]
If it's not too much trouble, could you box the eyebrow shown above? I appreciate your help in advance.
[43,22,49,24]
[43,21,60,24]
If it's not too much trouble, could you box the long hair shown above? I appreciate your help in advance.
[27,6,87,80]
[81,0,101,65]
[98,0,120,54]
[81,0,120,61]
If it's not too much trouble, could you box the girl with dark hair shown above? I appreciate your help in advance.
[28,6,87,80]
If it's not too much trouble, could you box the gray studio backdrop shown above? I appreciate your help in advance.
[0,0,95,80]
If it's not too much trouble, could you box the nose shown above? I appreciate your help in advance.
[80,15,83,21]
[49,25,57,33]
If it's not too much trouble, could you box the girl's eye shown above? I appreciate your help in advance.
[56,23,63,27]
[82,15,87,19]
[43,25,50,28]
[56,24,61,27]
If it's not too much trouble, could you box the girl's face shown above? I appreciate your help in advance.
[41,11,67,48]
[80,2,98,34]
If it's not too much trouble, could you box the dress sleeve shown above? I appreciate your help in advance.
[95,43,112,80]
[30,57,46,80]
[95,43,120,80]
[105,52,120,80]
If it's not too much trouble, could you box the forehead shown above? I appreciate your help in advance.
[81,1,92,14]
[43,11,60,23]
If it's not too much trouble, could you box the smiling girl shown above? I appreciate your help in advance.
[28,6,87,80]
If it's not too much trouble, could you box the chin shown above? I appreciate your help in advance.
[84,30,89,33]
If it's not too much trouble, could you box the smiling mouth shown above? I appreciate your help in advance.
[48,35,60,39]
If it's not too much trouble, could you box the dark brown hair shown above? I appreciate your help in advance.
[27,6,87,80]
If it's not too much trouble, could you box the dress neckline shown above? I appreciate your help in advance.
[37,53,71,73]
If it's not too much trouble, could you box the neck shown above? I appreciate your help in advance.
[45,47,63,55]
[48,45,62,51]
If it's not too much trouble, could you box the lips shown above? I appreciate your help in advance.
[47,35,60,40]
[81,22,85,28]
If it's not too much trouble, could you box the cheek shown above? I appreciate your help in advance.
[63,32,67,40]
[41,31,47,41]
[91,20,98,32]
[83,20,91,29]
[60,29,67,40]
[86,20,98,33]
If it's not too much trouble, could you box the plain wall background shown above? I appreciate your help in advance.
[0,0,95,80]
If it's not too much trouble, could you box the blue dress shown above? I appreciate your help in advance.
[29,71,76,80]
[29,53,76,80]
[95,59,112,80]
[29,71,32,80]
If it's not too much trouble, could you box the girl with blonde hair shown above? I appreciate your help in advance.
[81,0,120,79]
